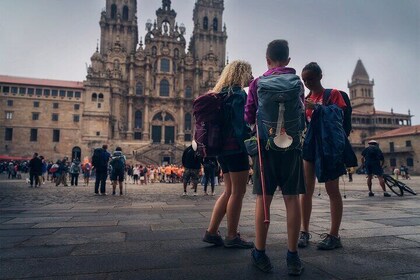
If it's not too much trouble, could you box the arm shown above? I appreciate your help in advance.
[244,78,258,124]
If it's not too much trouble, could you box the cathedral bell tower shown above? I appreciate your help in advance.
[190,0,227,70]
[348,59,375,113]
[100,0,138,55]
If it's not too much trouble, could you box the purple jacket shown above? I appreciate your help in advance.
[245,66,297,124]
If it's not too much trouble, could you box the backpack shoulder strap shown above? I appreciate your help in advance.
[323,89,333,105]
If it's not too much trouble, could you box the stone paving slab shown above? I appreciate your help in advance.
[1,174,419,279]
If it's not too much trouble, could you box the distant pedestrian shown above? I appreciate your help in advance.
[181,145,202,196]
[361,140,390,197]
[203,157,217,195]
[83,161,92,187]
[70,158,82,186]
[92,145,111,195]
[28,153,43,188]
[110,147,126,195]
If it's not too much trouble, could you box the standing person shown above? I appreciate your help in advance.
[202,60,254,249]
[347,167,354,182]
[109,147,126,195]
[299,62,347,251]
[361,140,391,197]
[55,158,69,187]
[92,145,111,195]
[245,40,305,275]
[181,145,202,196]
[133,164,140,184]
[203,157,217,195]
[70,158,82,186]
[28,153,43,188]
[83,161,92,187]
[40,156,47,185]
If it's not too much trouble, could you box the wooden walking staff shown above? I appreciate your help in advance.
[256,117,270,225]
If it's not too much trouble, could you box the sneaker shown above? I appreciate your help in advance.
[251,249,273,273]
[369,192,375,197]
[101,193,107,196]
[317,233,342,250]
[182,192,187,196]
[211,192,215,196]
[193,192,197,196]
[384,192,391,197]
[224,233,254,249]
[287,254,304,276]
[204,192,208,196]
[202,230,224,246]
[112,191,116,195]
[298,231,311,248]
[94,192,100,196]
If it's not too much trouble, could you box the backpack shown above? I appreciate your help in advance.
[49,164,59,173]
[110,156,125,173]
[192,92,225,157]
[91,148,103,167]
[257,74,305,151]
[323,89,352,137]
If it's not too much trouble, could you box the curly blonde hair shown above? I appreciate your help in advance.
[213,60,252,93]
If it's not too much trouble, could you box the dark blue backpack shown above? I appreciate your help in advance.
[323,89,352,137]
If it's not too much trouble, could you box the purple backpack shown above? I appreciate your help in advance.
[192,92,225,157]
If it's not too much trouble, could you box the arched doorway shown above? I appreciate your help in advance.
[151,111,176,144]
[71,146,81,161]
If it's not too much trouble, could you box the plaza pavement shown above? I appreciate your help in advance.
[0,173,419,280]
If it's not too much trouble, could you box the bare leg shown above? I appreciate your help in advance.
[283,195,301,252]
[300,160,315,232]
[325,179,342,237]
[225,170,248,238]
[367,175,373,193]
[378,176,386,192]
[255,195,273,250]
[207,173,232,234]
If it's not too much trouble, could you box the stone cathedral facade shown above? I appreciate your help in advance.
[82,0,227,164]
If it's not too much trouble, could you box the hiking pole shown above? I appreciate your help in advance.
[255,118,270,225]
[341,176,347,199]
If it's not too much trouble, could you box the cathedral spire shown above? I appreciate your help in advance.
[352,59,369,81]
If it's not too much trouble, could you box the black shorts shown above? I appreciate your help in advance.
[253,148,305,196]
[110,170,125,182]
[365,163,384,176]
[218,152,249,173]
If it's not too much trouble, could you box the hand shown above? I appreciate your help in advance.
[305,99,316,109]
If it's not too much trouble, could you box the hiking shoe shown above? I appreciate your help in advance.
[182,192,187,196]
[202,230,224,246]
[251,249,273,273]
[193,192,197,196]
[112,191,116,195]
[224,233,254,249]
[317,233,342,250]
[287,254,304,276]
[298,231,311,248]
[211,192,215,196]
[384,192,391,197]
[368,192,374,197]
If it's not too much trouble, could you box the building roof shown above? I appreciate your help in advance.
[352,59,369,81]
[352,109,410,117]
[366,125,420,140]
[0,75,84,89]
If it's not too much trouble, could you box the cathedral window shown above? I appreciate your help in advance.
[185,113,192,130]
[160,79,170,96]
[136,82,143,96]
[161,58,170,72]
[203,16,208,30]
[19,87,26,94]
[122,6,129,21]
[111,4,117,19]
[98,93,104,102]
[164,113,174,122]
[153,112,163,121]
[36,88,42,96]
[30,129,38,142]
[185,86,192,98]
[213,18,218,31]
[92,93,98,102]
[135,110,142,129]
[53,130,60,142]
[67,91,74,98]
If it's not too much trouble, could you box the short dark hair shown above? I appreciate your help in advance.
[266,40,289,62]
[302,62,322,76]
[102,144,108,149]
[116,146,122,151]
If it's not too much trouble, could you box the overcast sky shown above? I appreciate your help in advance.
[0,0,419,124]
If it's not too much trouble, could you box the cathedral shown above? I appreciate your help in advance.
[82,0,227,164]
[0,0,414,167]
